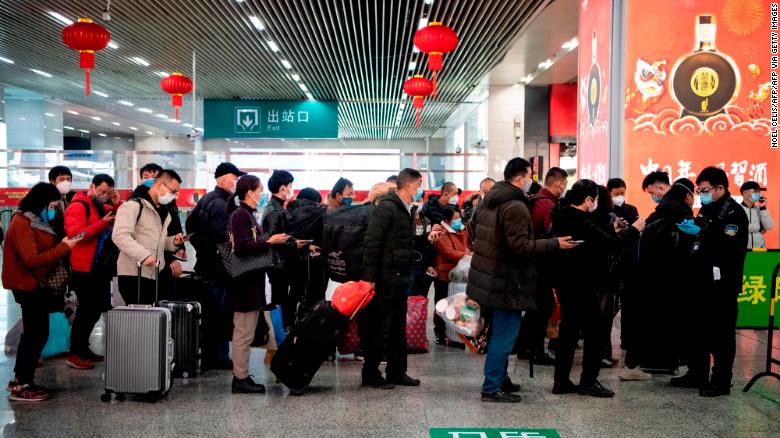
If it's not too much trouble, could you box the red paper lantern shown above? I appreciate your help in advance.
[413,22,458,98]
[61,18,111,96]
[403,75,434,128]
[161,72,193,121]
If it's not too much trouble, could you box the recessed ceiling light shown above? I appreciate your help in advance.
[561,37,579,50]
[91,116,101,121]
[305,92,315,101]
[45,112,55,117]
[0,56,14,64]
[67,110,79,115]
[47,11,73,26]
[107,41,119,49]
[248,16,265,31]
[117,100,134,106]
[183,123,193,128]
[93,90,109,97]
[131,57,150,67]
[145,130,154,135]
[291,74,301,82]
[112,122,121,126]
[418,18,428,29]
[408,61,417,70]
[538,59,553,70]
[267,41,280,52]
[155,113,168,119]
[63,125,74,130]
[30,69,52,78]
[97,133,107,137]
[424,0,434,4]
[299,83,309,92]
[129,126,138,131]
[281,60,292,69]
[154,71,169,78]
[137,107,153,113]
[78,129,90,133]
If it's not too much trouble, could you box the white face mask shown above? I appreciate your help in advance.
[588,198,598,213]
[158,193,176,205]
[56,181,72,195]
[448,196,459,205]
[612,195,625,207]
[522,178,533,194]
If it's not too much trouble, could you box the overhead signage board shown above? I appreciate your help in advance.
[203,99,338,139]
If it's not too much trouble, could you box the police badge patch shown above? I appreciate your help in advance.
[724,224,738,237]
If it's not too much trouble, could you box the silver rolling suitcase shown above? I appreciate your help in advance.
[102,262,173,402]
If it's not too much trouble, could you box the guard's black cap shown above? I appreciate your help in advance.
[215,162,246,178]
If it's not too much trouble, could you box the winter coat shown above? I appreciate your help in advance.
[323,203,375,282]
[286,198,327,246]
[695,194,749,296]
[2,212,70,292]
[189,186,232,280]
[362,192,416,285]
[226,203,272,312]
[530,188,558,238]
[467,181,559,312]
[420,195,459,225]
[462,194,480,224]
[133,184,183,266]
[432,222,470,281]
[262,196,298,266]
[64,192,115,273]
[740,202,774,249]
[112,192,177,279]
[614,203,640,225]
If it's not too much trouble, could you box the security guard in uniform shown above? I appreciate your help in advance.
[672,167,747,397]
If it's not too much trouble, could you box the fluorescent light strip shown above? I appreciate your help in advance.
[154,71,169,78]
[299,83,309,92]
[145,130,154,135]
[248,16,265,31]
[291,74,301,81]
[117,100,134,106]
[52,128,62,133]
[97,133,107,137]
[0,56,14,64]
[45,112,55,117]
[78,129,90,133]
[281,60,292,69]
[129,126,138,131]
[408,61,417,70]
[112,122,121,126]
[418,18,428,29]
[30,69,52,78]
[137,108,153,113]
[47,11,73,26]
[131,57,150,67]
[63,126,74,130]
[91,116,101,121]
[267,41,280,52]
[305,92,314,101]
[107,41,119,49]
[66,110,79,115]
[93,90,109,97]
[538,59,553,70]
[155,113,168,119]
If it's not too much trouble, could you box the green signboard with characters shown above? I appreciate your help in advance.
[429,429,560,438]
[203,99,338,139]
[737,250,780,329]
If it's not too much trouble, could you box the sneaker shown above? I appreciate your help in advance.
[501,378,521,393]
[552,380,579,395]
[84,350,105,362]
[481,391,522,403]
[388,374,420,387]
[231,376,266,394]
[578,380,615,398]
[66,354,94,370]
[670,373,705,389]
[619,366,653,381]
[9,384,50,402]
[699,383,731,398]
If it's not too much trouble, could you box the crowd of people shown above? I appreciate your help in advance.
[0,156,764,403]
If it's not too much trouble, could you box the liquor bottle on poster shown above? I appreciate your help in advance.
[587,30,601,125]
[670,15,739,121]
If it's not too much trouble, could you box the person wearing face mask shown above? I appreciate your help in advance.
[739,181,773,249]
[286,188,327,316]
[63,174,122,370]
[48,166,74,239]
[642,171,672,205]
[431,207,471,347]
[421,181,460,226]
[187,162,246,371]
[607,178,639,225]
[112,170,185,306]
[327,177,355,211]
[463,178,496,225]
[551,179,645,398]
[681,167,748,397]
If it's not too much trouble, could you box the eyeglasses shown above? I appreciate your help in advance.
[161,182,179,197]
[696,185,719,195]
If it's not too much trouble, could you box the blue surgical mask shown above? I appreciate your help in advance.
[342,197,353,206]
[651,195,663,204]
[414,187,424,202]
[751,192,761,203]
[41,208,56,223]
[258,192,269,208]
[700,193,713,205]
[451,219,463,231]
[143,178,154,188]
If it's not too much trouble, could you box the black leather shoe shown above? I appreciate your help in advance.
[552,380,579,395]
[232,376,266,394]
[699,384,731,397]
[481,391,522,403]
[390,374,421,387]
[361,377,395,389]
[532,353,556,366]
[501,378,521,393]
[578,381,615,398]
[435,336,447,346]
[670,373,705,389]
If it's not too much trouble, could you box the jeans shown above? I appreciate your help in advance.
[13,289,50,385]
[482,308,523,394]
[70,269,111,357]
[359,283,408,381]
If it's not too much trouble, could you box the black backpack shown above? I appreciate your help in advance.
[73,198,143,277]
[322,204,374,283]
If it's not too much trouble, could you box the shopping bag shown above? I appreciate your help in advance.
[270,306,286,346]
[331,281,375,317]
[434,292,483,338]
[337,320,360,355]
[448,255,472,283]
[406,296,429,352]
[41,313,70,359]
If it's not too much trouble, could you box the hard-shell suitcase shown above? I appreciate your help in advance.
[158,300,202,378]
[102,262,173,402]
[270,300,352,395]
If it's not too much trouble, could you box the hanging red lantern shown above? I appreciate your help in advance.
[161,72,193,121]
[61,18,111,96]
[403,75,434,128]
[413,22,458,98]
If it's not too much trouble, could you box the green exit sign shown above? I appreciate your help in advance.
[203,99,338,139]
[430,429,561,438]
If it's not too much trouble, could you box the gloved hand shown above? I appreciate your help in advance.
[676,218,701,236]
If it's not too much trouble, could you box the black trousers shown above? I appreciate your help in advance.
[554,287,606,385]
[516,285,554,356]
[268,270,295,329]
[118,275,159,305]
[432,279,449,340]
[13,289,50,385]
[359,283,408,380]
[620,284,643,369]
[289,256,328,321]
[688,287,738,386]
[70,269,111,356]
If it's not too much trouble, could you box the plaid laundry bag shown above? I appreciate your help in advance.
[406,296,429,352]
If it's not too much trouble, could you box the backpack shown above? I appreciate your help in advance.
[322,204,374,283]
[287,202,326,243]
[74,198,143,277]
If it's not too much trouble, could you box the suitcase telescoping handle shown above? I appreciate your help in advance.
[349,290,372,321]
[135,260,161,306]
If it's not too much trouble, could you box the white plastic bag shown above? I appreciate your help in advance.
[448,254,472,283]
[435,292,482,337]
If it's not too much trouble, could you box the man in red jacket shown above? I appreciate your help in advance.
[64,174,121,370]
[516,167,568,364]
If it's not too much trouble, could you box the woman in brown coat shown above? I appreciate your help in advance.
[2,183,80,402]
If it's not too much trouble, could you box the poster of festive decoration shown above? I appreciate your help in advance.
[623,0,777,247]
[577,0,612,185]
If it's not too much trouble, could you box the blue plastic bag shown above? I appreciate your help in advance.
[41,313,70,359]
[270,307,286,346]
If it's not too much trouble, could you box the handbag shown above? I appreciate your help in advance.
[217,214,281,278]
[40,261,70,312]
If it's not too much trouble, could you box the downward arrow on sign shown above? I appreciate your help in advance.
[242,115,253,129]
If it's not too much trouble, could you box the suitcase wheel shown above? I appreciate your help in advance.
[115,393,126,402]
[100,393,112,403]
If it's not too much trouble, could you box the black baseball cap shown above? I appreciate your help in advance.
[215,162,246,178]
[740,181,766,192]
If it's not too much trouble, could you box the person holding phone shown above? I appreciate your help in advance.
[64,174,122,370]
[739,181,773,249]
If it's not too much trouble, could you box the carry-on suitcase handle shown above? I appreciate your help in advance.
[135,260,161,306]
[349,291,372,321]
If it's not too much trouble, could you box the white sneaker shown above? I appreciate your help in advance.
[619,366,652,381]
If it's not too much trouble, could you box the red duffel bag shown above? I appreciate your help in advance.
[332,281,375,317]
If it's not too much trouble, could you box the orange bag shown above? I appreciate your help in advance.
[331,281,375,317]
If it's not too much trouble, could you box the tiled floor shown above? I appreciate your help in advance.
[0,289,778,438]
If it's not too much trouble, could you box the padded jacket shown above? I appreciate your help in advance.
[2,212,70,292]
[112,193,177,279]
[362,192,416,286]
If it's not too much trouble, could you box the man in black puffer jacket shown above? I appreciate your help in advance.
[286,188,327,316]
[361,168,424,389]
[468,158,574,404]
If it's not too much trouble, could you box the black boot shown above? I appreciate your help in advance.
[232,376,266,394]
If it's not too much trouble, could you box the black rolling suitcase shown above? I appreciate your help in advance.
[158,300,202,378]
[270,300,352,395]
